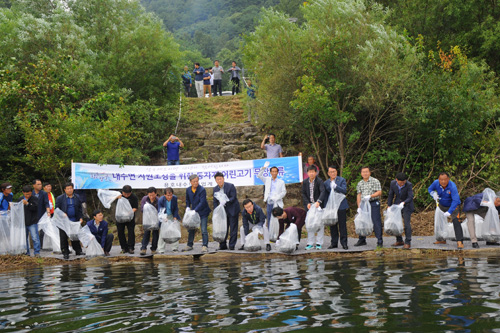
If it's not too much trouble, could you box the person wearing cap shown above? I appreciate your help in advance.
[19,185,41,257]
[428,172,463,249]
[116,185,139,254]
[87,209,114,256]
[387,172,415,249]
[463,190,500,248]
[0,183,13,211]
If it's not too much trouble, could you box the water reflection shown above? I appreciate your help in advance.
[0,256,500,331]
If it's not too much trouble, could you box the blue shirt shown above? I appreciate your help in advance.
[247,86,256,99]
[193,66,204,81]
[166,141,181,161]
[203,73,211,85]
[0,192,13,211]
[66,197,76,221]
[428,179,461,214]
[165,199,172,216]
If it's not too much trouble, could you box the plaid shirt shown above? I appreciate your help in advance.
[357,176,382,201]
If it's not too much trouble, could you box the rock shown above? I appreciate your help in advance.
[207,152,238,162]
[209,131,242,140]
[221,145,246,154]
[241,149,265,160]
[238,185,265,198]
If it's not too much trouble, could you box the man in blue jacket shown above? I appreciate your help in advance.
[87,209,114,256]
[55,182,84,259]
[213,172,240,250]
[157,187,182,253]
[185,174,211,252]
[428,172,463,248]
[463,191,500,248]
[321,166,349,250]
[193,62,205,98]
[387,172,414,249]
[239,199,270,251]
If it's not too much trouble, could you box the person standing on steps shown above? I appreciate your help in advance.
[428,172,463,249]
[212,60,224,96]
[163,134,184,166]
[260,134,283,158]
[387,172,414,250]
[193,62,205,98]
[354,166,383,249]
[182,66,192,97]
[203,68,212,98]
[245,79,257,123]
[227,61,241,95]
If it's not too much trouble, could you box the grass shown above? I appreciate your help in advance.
[182,95,245,125]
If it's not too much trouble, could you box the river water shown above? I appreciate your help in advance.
[1,255,500,332]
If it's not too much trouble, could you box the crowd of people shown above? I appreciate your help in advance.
[182,61,242,98]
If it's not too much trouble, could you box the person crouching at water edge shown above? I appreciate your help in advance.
[87,210,114,256]
[428,172,463,249]
[257,161,286,230]
[355,166,383,248]
[272,206,306,250]
[157,187,182,253]
[463,190,500,248]
[184,174,211,253]
[301,165,325,250]
[239,199,271,251]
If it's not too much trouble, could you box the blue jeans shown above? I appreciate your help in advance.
[187,215,208,247]
[26,223,41,255]
[358,201,383,245]
[167,160,180,166]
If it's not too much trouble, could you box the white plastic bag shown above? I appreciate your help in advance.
[384,205,404,236]
[38,214,61,253]
[158,208,168,223]
[68,221,81,241]
[322,191,345,226]
[78,225,104,257]
[354,198,373,237]
[276,223,299,254]
[474,215,485,239]
[0,211,11,255]
[245,228,262,252]
[182,208,201,230]
[212,192,229,242]
[434,206,448,241]
[445,220,471,240]
[143,202,159,231]
[479,188,500,242]
[161,219,181,244]
[269,215,280,242]
[305,205,323,233]
[97,189,121,209]
[10,202,27,255]
[115,198,134,223]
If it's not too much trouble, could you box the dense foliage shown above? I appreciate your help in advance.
[0,0,181,189]
[244,0,500,205]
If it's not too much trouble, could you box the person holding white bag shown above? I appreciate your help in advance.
[301,165,325,250]
[355,166,383,248]
[387,172,414,249]
[157,187,182,253]
[116,185,138,254]
[257,161,286,230]
[140,187,160,255]
[463,190,500,248]
[322,166,349,250]
[239,199,270,251]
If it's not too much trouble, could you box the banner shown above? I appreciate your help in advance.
[72,156,303,190]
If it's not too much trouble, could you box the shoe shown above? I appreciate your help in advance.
[63,253,69,260]
[266,244,271,251]
[238,245,245,250]
[128,249,134,254]
[201,246,208,253]
[391,241,404,247]
[305,245,314,250]
[34,254,41,258]
[472,242,479,249]
[218,245,228,251]
[376,245,384,250]
[182,246,193,252]
[75,252,85,256]
[486,241,499,246]
[403,244,411,250]
[140,249,147,255]
[104,251,110,256]
[354,240,367,247]
[296,245,299,251]
[229,247,235,250]
[120,250,126,254]
[434,240,447,244]
[157,251,165,254]
[315,244,322,250]
[457,241,464,249]
[342,245,349,250]
[172,248,178,252]
[328,245,338,249]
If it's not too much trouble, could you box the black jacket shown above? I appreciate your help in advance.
[55,194,83,221]
[387,180,415,212]
[19,195,38,226]
[301,176,325,210]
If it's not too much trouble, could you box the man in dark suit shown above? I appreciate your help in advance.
[87,209,114,256]
[20,185,40,256]
[185,174,211,252]
[55,182,84,259]
[213,172,240,250]
[157,187,182,252]
[301,165,325,249]
[387,172,414,249]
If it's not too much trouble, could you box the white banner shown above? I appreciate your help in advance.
[72,156,303,189]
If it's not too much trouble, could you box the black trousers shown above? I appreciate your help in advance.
[97,234,114,253]
[231,78,240,94]
[396,207,413,244]
[213,79,222,96]
[183,83,191,97]
[439,204,463,241]
[220,214,239,249]
[330,209,347,246]
[117,220,135,251]
[59,227,82,254]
